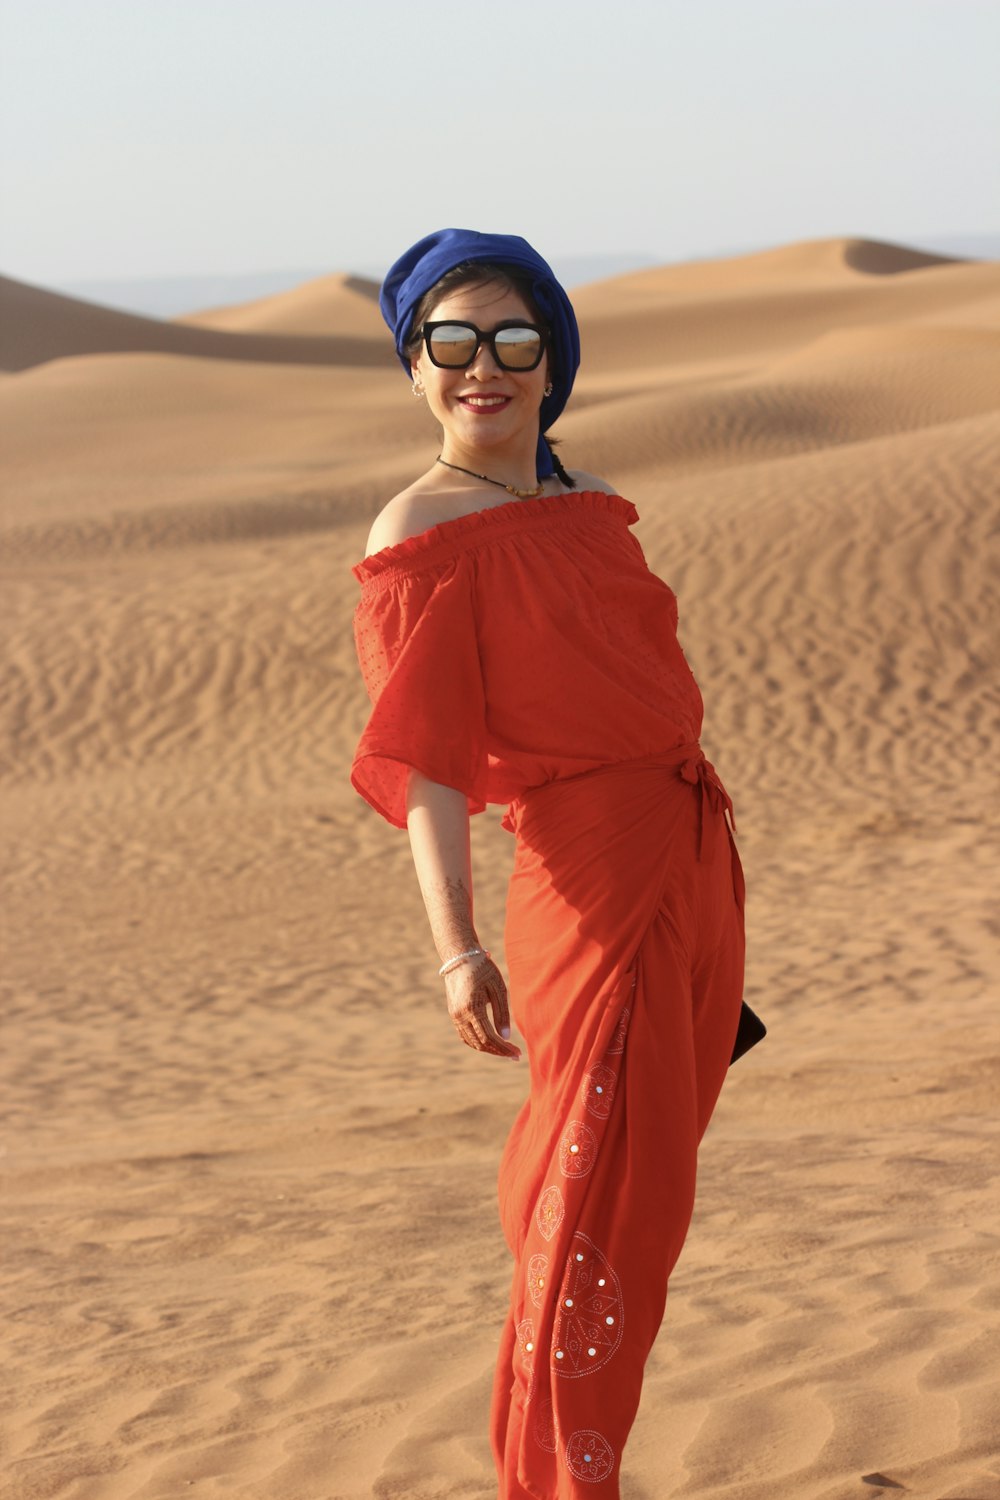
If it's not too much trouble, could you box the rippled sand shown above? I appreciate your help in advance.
[2,237,998,1499]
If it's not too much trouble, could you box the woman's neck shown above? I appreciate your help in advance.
[438,435,540,494]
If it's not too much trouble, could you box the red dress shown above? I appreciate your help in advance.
[352,491,746,1499]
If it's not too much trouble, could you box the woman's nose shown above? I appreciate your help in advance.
[465,343,503,379]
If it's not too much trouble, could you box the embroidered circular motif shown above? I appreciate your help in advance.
[535,1184,566,1242]
[582,1063,617,1119]
[527,1253,549,1308]
[552,1232,623,1377]
[565,1428,615,1483]
[516,1315,537,1405]
[534,1397,557,1454]
[606,1005,631,1056]
[559,1119,597,1177]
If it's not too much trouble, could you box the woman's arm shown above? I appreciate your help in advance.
[405,768,520,1061]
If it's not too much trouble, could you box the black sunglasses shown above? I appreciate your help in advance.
[420,320,550,372]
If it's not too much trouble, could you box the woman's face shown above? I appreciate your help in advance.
[410,281,550,458]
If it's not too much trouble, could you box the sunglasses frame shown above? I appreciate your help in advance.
[420,319,551,372]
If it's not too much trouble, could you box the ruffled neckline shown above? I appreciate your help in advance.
[352,490,639,584]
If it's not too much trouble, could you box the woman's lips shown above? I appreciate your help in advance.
[457,395,512,414]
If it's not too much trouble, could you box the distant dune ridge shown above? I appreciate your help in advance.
[0,271,392,374]
[1,237,999,1500]
[176,272,383,337]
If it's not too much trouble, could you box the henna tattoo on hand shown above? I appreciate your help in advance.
[425,873,478,960]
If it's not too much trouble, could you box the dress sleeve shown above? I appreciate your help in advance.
[350,555,489,828]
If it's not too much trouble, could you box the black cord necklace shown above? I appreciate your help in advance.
[436,456,544,499]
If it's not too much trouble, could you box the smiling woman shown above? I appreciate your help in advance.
[387,252,579,512]
[348,228,762,1499]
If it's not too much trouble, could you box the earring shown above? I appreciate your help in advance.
[411,383,424,399]
[543,382,554,397]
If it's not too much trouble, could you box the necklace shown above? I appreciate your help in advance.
[436,456,544,499]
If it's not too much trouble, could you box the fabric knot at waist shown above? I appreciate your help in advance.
[678,745,737,861]
[505,740,738,853]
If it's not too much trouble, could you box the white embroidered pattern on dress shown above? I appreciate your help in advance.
[559,1119,597,1178]
[516,1316,536,1402]
[565,1428,615,1483]
[551,1232,623,1378]
[606,1004,631,1055]
[582,1063,617,1119]
[535,1184,565,1242]
[527,1253,549,1308]
[534,1397,557,1454]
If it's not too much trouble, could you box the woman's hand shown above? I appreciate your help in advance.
[443,953,521,1060]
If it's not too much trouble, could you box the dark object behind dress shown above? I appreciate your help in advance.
[731,1001,766,1064]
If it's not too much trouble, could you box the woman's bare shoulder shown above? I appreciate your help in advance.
[363,470,623,557]
[364,481,453,558]
[565,469,621,496]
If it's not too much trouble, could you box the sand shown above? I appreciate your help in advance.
[1,236,998,1500]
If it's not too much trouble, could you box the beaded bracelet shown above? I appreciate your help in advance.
[438,946,490,977]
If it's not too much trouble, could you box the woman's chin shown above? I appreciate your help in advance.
[444,414,535,454]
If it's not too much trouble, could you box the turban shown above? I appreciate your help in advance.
[378,228,581,480]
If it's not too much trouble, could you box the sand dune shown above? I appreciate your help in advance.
[1,236,999,1500]
[178,271,383,336]
[572,250,1000,376]
[580,235,962,293]
[0,273,393,374]
[573,235,995,302]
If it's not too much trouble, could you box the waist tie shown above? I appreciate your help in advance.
[505,741,739,851]
[680,747,737,862]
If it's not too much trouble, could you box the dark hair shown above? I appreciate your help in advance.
[401,260,546,360]
[403,259,574,486]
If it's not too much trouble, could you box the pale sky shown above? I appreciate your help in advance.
[2,0,998,288]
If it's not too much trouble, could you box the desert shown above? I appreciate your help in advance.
[2,236,999,1499]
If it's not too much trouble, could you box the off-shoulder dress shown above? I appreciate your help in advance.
[351,491,746,1500]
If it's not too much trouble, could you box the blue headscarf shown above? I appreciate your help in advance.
[379,227,581,480]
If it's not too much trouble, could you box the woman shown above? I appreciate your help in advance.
[350,228,761,1499]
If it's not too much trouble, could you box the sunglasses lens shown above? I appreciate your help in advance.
[494,327,544,369]
[427,324,478,367]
